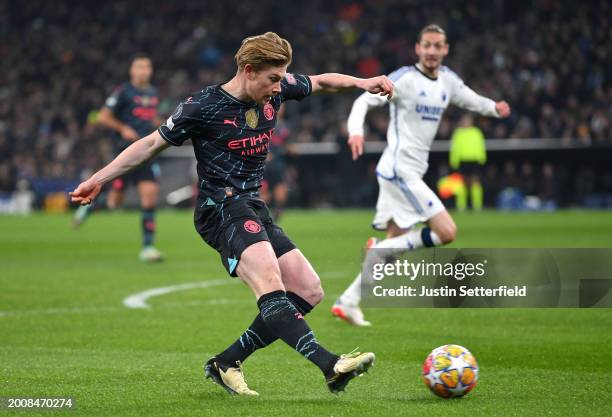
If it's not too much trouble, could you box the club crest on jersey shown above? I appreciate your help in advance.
[135,96,149,106]
[245,108,259,128]
[244,220,262,233]
[263,103,275,121]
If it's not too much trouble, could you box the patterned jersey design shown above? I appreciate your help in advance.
[104,82,159,150]
[159,74,311,203]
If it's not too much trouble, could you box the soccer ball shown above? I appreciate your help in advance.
[422,344,478,398]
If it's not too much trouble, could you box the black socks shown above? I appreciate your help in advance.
[141,208,156,247]
[217,291,337,377]
[217,292,316,364]
[257,290,338,377]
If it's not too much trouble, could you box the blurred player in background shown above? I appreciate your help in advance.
[332,24,511,326]
[260,104,293,221]
[449,113,487,211]
[70,32,394,396]
[73,54,164,263]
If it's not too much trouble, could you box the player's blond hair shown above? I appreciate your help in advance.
[235,32,292,71]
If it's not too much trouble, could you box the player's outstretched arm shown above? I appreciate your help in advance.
[309,74,394,98]
[306,73,393,160]
[346,90,391,160]
[495,101,511,118]
[450,79,511,119]
[98,107,140,141]
[70,130,169,205]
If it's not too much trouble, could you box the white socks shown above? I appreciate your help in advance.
[339,228,442,305]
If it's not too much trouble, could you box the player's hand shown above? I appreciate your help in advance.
[348,134,365,160]
[120,125,139,141]
[69,179,102,205]
[360,76,394,100]
[495,101,511,118]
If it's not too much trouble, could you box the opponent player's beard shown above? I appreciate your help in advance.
[423,57,440,70]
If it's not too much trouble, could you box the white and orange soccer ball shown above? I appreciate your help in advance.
[422,344,478,398]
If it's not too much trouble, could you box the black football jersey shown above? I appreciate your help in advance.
[104,82,159,149]
[158,73,311,203]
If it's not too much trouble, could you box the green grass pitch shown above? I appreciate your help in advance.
[1,210,611,416]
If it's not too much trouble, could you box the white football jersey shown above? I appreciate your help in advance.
[347,65,499,180]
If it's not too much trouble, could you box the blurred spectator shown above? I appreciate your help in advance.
[0,0,610,205]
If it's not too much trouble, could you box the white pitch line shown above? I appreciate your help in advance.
[121,271,350,309]
[0,298,248,318]
[122,279,239,309]
[0,271,351,317]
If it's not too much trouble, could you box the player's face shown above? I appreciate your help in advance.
[415,33,448,71]
[130,58,153,86]
[245,64,288,105]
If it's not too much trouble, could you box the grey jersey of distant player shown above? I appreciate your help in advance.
[347,65,499,181]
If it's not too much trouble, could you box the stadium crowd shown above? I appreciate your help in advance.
[0,0,609,207]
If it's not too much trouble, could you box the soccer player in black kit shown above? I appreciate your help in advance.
[70,32,394,396]
[73,54,163,263]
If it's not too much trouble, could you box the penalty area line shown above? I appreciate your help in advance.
[122,279,239,309]
[0,271,350,316]
[121,271,349,310]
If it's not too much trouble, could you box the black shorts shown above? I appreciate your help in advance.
[458,162,482,179]
[194,195,296,277]
[112,161,160,191]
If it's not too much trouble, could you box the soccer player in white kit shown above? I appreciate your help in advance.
[332,24,511,326]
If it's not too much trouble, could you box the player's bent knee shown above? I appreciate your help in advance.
[306,284,324,306]
[287,279,324,306]
[299,271,324,305]
[439,224,457,244]
[432,223,456,244]
[140,194,158,209]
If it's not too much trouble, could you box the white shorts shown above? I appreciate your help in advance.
[372,176,445,230]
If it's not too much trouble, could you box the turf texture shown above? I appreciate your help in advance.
[1,210,611,416]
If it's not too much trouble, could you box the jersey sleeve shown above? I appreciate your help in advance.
[103,85,125,115]
[280,73,312,102]
[449,74,498,117]
[346,91,389,136]
[157,98,203,146]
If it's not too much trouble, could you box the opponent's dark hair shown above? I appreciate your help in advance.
[131,53,152,64]
[418,24,447,43]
